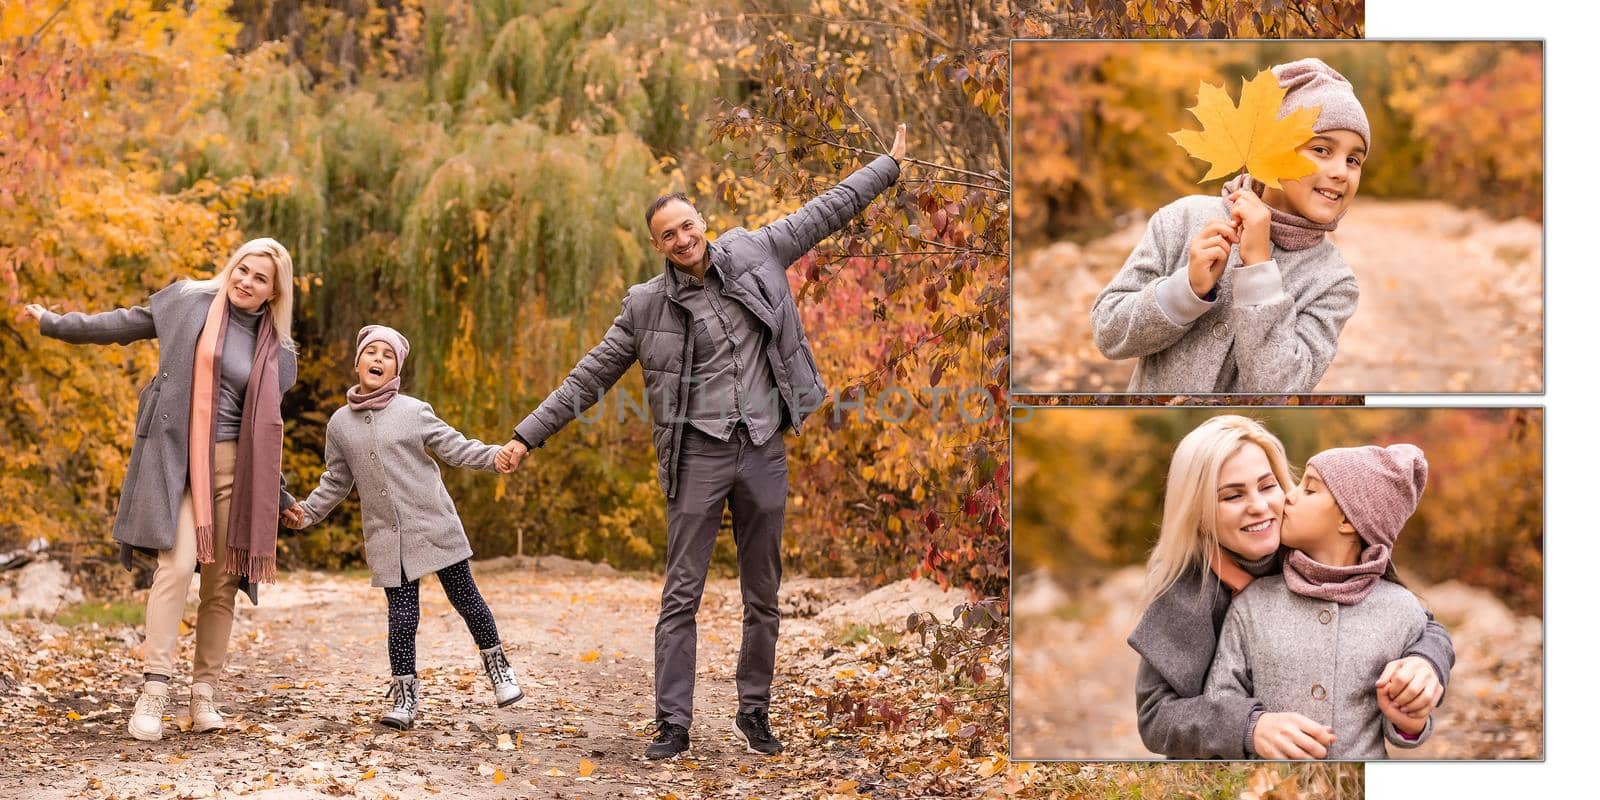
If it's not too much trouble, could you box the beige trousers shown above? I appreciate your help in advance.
[142,440,240,685]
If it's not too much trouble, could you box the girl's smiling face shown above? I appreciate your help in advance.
[1264,130,1366,224]
[226,253,277,312]
[1213,442,1285,560]
[1281,465,1355,550]
[356,341,398,391]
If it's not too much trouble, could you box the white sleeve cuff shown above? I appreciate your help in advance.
[1153,274,1215,326]
[1229,259,1287,307]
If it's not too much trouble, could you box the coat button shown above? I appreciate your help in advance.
[381,489,388,496]
[369,452,376,459]
[1311,684,1327,701]
[1318,609,1332,624]
[162,372,169,379]
[161,413,169,421]
[1211,322,1230,340]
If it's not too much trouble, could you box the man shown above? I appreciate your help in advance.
[498,124,907,758]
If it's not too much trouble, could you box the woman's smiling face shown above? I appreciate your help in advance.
[1213,442,1285,560]
[226,253,277,312]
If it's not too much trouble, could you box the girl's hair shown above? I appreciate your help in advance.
[179,238,297,351]
[1141,415,1295,607]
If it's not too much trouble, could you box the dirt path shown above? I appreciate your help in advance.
[1010,566,1543,761]
[1012,199,1543,394]
[0,563,972,799]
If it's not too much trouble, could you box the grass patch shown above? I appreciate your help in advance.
[834,622,902,648]
[54,599,144,628]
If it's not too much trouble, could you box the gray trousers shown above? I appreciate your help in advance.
[654,423,787,727]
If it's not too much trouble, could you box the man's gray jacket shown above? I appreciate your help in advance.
[514,155,900,498]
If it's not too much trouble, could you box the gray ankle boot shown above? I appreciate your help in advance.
[379,675,419,730]
[479,644,523,707]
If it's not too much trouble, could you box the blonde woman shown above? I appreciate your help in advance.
[1126,415,1453,759]
[22,239,303,742]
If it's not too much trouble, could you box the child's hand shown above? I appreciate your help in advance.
[496,439,528,473]
[1186,219,1238,298]
[1227,187,1273,266]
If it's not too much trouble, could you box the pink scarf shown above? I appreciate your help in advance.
[1221,173,1340,252]
[188,290,284,582]
[347,377,401,411]
[1282,544,1391,605]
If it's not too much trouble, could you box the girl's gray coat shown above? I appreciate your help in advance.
[39,282,297,563]
[1090,195,1359,393]
[1205,575,1433,758]
[298,395,499,587]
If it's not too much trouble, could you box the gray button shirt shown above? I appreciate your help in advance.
[672,265,781,445]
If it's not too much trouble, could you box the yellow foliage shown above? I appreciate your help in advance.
[1169,69,1319,188]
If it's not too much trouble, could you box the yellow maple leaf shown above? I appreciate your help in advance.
[578,758,596,777]
[1169,69,1321,189]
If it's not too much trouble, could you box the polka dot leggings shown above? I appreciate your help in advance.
[384,559,501,677]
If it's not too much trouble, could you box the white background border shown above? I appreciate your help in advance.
[1365,0,1590,796]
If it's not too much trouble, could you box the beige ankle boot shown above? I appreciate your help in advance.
[190,682,225,733]
[127,681,170,741]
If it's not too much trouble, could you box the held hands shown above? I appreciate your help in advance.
[1226,186,1272,266]
[1375,656,1442,736]
[496,439,528,474]
[1252,711,1335,759]
[888,123,907,164]
[280,503,307,530]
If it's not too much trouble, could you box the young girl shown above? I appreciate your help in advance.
[1091,58,1365,393]
[1206,444,1437,758]
[288,325,521,729]
[1127,416,1452,759]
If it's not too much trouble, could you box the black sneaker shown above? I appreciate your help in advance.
[733,708,784,755]
[645,720,690,759]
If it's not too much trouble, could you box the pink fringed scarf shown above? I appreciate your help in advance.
[347,377,401,411]
[188,291,284,582]
[1221,173,1341,252]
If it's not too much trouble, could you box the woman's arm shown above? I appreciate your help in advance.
[420,403,499,471]
[29,303,157,345]
[1089,206,1214,360]
[1226,268,1358,393]
[1135,656,1262,758]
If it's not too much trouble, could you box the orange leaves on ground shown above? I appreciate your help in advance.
[1169,69,1319,188]
[578,758,596,777]
[579,650,600,663]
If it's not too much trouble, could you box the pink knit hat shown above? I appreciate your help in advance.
[1273,58,1370,150]
[1305,444,1427,549]
[354,324,411,374]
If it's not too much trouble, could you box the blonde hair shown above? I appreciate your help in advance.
[180,237,297,351]
[1142,415,1294,607]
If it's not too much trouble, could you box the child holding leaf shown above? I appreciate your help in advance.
[1091,58,1365,393]
[286,325,522,730]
